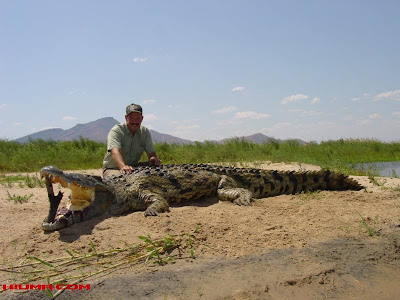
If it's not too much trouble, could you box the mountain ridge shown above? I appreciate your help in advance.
[14,117,303,144]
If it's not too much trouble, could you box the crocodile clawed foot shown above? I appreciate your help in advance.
[144,207,158,217]
[42,216,68,231]
[233,197,253,206]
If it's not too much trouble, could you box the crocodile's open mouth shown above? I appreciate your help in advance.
[40,166,112,231]
[40,166,98,210]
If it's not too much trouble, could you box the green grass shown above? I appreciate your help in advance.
[0,174,45,188]
[357,212,380,237]
[6,191,33,204]
[0,137,399,174]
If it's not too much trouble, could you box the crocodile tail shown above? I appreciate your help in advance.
[300,170,364,191]
[266,170,364,196]
[183,164,364,196]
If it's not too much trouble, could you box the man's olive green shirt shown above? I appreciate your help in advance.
[102,123,155,170]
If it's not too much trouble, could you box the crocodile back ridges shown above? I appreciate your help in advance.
[175,164,364,197]
[102,164,363,200]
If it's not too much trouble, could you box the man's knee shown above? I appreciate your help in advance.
[103,169,121,179]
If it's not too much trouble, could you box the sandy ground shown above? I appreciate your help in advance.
[1,162,400,299]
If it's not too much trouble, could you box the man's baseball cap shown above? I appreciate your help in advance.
[126,103,143,115]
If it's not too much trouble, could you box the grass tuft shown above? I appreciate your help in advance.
[6,191,33,204]
[357,212,380,237]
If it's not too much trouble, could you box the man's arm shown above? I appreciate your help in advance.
[111,148,134,174]
[147,152,161,166]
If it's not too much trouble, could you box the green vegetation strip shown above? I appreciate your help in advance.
[0,138,399,174]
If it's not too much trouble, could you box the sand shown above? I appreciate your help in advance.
[1,162,400,299]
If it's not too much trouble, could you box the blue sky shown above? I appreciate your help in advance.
[1,0,399,142]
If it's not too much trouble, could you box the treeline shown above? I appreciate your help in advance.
[0,138,399,173]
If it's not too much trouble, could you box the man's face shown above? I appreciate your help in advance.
[125,112,143,133]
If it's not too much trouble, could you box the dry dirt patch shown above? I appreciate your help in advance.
[1,163,400,299]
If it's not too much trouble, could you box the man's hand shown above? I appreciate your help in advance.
[149,156,161,166]
[120,165,134,174]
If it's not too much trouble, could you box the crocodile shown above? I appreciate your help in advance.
[40,164,364,231]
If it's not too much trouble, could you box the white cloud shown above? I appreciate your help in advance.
[41,126,61,131]
[281,94,309,104]
[67,90,87,96]
[184,118,200,123]
[176,125,200,130]
[352,97,360,102]
[369,113,382,119]
[271,122,292,129]
[287,109,303,113]
[143,99,156,104]
[168,105,181,110]
[232,86,245,92]
[234,111,270,120]
[13,122,22,126]
[311,97,320,104]
[0,104,6,110]
[62,116,77,121]
[373,89,400,101]
[355,113,383,126]
[211,106,238,114]
[287,109,325,117]
[356,119,372,126]
[393,112,400,117]
[133,57,148,63]
[144,114,159,121]
[363,93,370,98]
[260,121,338,141]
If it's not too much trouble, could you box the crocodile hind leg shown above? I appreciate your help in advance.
[139,191,170,217]
[217,175,254,206]
[217,188,253,206]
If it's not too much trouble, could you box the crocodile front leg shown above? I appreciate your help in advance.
[140,191,170,217]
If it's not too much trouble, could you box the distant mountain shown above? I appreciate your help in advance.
[14,117,192,144]
[148,130,193,144]
[57,117,119,142]
[16,128,66,143]
[14,117,304,145]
